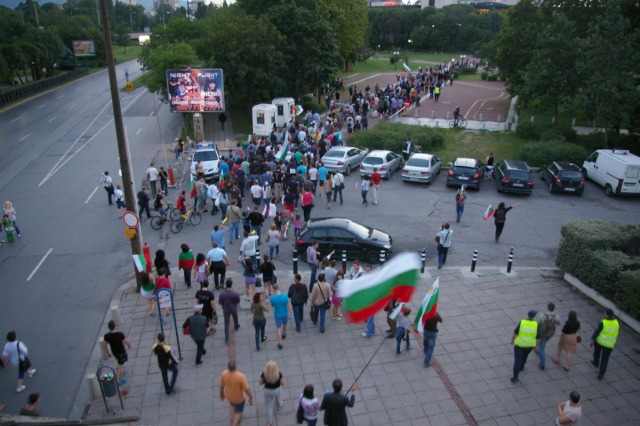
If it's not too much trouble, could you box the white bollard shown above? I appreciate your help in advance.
[479,113,484,122]
[110,305,123,327]
[87,373,98,401]
[99,337,108,360]
[530,115,535,123]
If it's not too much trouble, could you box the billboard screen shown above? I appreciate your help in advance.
[72,40,96,57]
[166,69,225,113]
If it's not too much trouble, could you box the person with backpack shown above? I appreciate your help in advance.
[534,303,561,370]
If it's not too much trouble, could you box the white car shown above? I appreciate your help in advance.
[191,143,221,181]
[321,146,368,175]
[402,153,442,184]
[360,150,403,180]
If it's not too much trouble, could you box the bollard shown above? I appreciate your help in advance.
[256,247,261,270]
[471,250,478,273]
[420,248,426,273]
[110,305,123,327]
[530,115,535,123]
[99,337,108,360]
[482,122,486,130]
[87,373,98,401]
[342,250,347,274]
[431,111,436,119]
[435,120,439,128]
[379,250,386,266]
[446,111,450,120]
[479,113,484,122]
[497,114,501,122]
[507,247,514,273]
[292,248,298,274]
[414,108,419,118]
[572,118,576,126]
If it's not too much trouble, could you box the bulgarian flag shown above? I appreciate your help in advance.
[275,139,290,162]
[483,204,495,220]
[337,252,421,323]
[189,174,196,199]
[133,254,146,273]
[402,63,411,73]
[389,302,405,321]
[414,277,440,333]
[295,105,304,116]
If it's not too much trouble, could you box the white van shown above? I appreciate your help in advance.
[582,149,640,196]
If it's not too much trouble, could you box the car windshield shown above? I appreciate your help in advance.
[559,171,583,179]
[364,157,384,165]
[194,150,218,161]
[347,221,371,239]
[508,170,530,180]
[453,166,475,174]
[323,150,344,158]
[407,158,430,167]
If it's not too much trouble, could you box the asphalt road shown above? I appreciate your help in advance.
[0,60,181,417]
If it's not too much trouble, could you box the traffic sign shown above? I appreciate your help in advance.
[124,228,137,239]
[122,211,140,229]
[125,82,134,91]
[125,72,129,78]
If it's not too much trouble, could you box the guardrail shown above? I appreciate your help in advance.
[0,68,89,108]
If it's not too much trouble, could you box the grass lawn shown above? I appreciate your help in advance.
[113,45,143,65]
[518,105,592,128]
[456,73,483,81]
[432,129,524,166]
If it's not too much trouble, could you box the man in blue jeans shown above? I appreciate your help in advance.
[435,223,453,269]
[287,274,308,333]
[422,312,443,367]
[306,241,320,292]
[151,333,179,395]
[534,303,560,370]
[218,279,241,345]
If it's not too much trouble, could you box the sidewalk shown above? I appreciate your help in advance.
[77,264,640,425]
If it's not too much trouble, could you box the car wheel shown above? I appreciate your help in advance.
[577,190,584,196]
[548,182,554,193]
[604,184,613,197]
[497,182,503,193]
[346,164,352,175]
[365,250,380,264]
[297,248,308,262]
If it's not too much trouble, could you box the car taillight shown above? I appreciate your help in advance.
[527,179,534,185]
[448,169,453,176]
[402,169,408,174]
[473,172,480,179]
[555,176,561,184]
[337,161,344,166]
[380,165,387,171]
[295,240,305,245]
[580,179,585,186]
[421,172,430,176]
[501,176,511,183]
[360,164,364,170]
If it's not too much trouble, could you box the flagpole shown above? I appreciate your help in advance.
[345,335,388,397]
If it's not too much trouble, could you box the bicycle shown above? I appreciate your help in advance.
[150,203,179,230]
[449,117,468,128]
[170,207,202,234]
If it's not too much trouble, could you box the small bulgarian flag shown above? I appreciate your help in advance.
[402,63,411,73]
[133,254,146,273]
[337,252,421,323]
[295,104,304,116]
[189,174,196,199]
[275,139,290,162]
[414,277,440,334]
[483,204,495,220]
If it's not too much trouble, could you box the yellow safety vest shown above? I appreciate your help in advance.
[514,319,537,348]
[596,319,619,349]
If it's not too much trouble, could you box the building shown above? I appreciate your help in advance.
[424,0,519,8]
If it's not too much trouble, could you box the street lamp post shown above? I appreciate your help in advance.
[393,51,400,70]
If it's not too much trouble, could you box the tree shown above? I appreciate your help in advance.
[143,42,199,97]
[113,23,131,54]
[318,0,368,70]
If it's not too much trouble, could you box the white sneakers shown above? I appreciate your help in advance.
[16,385,26,393]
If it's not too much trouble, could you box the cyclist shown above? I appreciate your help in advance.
[453,106,461,127]
[176,190,189,215]
[154,190,168,213]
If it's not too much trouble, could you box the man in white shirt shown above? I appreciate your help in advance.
[146,163,159,197]
[308,165,319,194]
[207,183,220,216]
[250,181,263,207]
[555,391,581,425]
[332,172,345,205]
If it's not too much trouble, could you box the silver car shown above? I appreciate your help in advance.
[360,150,403,179]
[402,153,442,184]
[321,146,368,175]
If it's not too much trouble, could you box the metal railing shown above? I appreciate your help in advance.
[0,68,89,108]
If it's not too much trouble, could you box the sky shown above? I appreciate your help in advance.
[0,0,234,12]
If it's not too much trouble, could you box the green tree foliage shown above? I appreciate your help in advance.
[143,42,199,97]
[319,0,368,70]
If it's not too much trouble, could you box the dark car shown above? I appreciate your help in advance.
[294,217,392,264]
[493,160,534,195]
[541,162,585,195]
[446,157,484,190]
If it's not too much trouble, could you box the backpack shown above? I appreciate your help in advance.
[539,314,556,339]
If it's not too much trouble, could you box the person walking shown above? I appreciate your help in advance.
[269,284,293,350]
[320,379,357,426]
[146,163,159,198]
[553,310,580,372]
[259,360,285,426]
[332,171,345,205]
[370,168,382,205]
[423,310,443,367]
[159,166,169,196]
[140,272,155,316]
[207,182,220,216]
[260,254,276,297]
[151,333,179,395]
[321,172,333,209]
[288,274,309,333]
[101,172,114,205]
[251,293,269,351]
[494,202,520,242]
[219,361,253,426]
[226,200,242,244]
[590,307,619,380]
[300,187,315,222]
[219,279,241,345]
[436,223,453,269]
[114,185,125,218]
[102,320,132,386]
[297,384,320,426]
[510,310,540,383]
[178,244,195,289]
[310,273,332,334]
[193,253,209,289]
[455,185,467,222]
[395,307,412,355]
[306,241,320,293]
[534,302,561,370]
[2,331,36,393]
[137,187,152,219]
[195,280,217,335]
[266,223,281,260]
[183,305,208,366]
[554,391,582,425]
[19,393,41,416]
[206,241,230,290]
[357,175,370,206]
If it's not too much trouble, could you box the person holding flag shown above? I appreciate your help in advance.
[414,278,443,367]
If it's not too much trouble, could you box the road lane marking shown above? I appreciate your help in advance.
[69,104,76,110]
[136,127,142,135]
[56,95,64,99]
[19,134,31,141]
[85,186,99,204]
[10,117,20,123]
[37,104,45,110]
[86,95,92,99]
[26,248,53,282]
[48,116,57,123]
[149,111,153,117]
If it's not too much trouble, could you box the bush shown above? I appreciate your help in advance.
[520,141,589,167]
[460,67,476,75]
[480,72,488,80]
[487,74,498,81]
[348,122,445,153]
[516,122,544,141]
[540,128,566,142]
[575,132,640,156]
[452,70,461,79]
[618,271,640,320]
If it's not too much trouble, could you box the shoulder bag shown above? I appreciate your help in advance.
[296,395,304,423]
[17,341,32,371]
[318,284,332,310]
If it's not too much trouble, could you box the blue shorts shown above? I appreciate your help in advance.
[116,200,125,208]
[230,400,246,413]
[274,316,288,328]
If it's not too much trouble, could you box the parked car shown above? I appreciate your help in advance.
[321,146,368,175]
[360,150,403,179]
[446,157,484,190]
[541,162,585,195]
[493,160,534,195]
[191,143,220,181]
[582,149,640,197]
[402,153,442,184]
[294,217,392,264]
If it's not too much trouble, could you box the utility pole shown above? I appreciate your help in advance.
[99,0,143,288]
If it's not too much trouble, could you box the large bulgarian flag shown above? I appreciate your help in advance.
[414,277,440,333]
[275,138,291,162]
[337,252,421,323]
[402,63,411,73]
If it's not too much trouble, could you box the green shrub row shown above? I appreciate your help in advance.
[460,67,476,75]
[516,122,577,142]
[556,220,640,320]
[348,122,444,153]
[520,141,590,167]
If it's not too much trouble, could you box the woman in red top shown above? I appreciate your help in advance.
[300,188,315,222]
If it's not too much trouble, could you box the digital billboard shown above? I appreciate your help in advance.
[72,40,96,57]
[166,69,225,113]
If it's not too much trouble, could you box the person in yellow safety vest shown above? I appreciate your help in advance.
[510,310,540,383]
[590,307,619,380]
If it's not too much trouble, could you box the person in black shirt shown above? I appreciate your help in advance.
[422,313,443,368]
[320,378,357,426]
[152,333,179,395]
[195,281,217,334]
[102,320,132,386]
[137,187,151,219]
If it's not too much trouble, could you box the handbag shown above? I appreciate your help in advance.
[183,325,191,335]
[310,306,316,321]
[576,335,582,343]
[296,397,304,424]
[212,311,218,325]
[255,277,263,288]
[318,284,332,310]
[17,341,32,371]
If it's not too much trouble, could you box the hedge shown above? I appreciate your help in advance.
[348,122,444,153]
[556,220,640,320]
[520,141,590,167]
